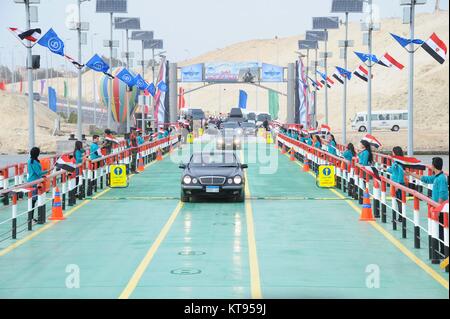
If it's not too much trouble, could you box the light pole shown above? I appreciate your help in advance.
[25,0,35,149]
[91,32,98,126]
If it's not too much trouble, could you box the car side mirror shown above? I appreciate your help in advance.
[179,163,187,169]
[241,164,248,169]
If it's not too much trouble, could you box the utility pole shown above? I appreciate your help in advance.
[343,12,349,144]
[408,2,416,156]
[25,0,35,149]
[108,12,113,130]
[324,30,329,125]
[368,0,373,134]
[76,0,83,141]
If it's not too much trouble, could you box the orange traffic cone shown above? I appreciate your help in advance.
[303,158,310,172]
[156,149,163,161]
[137,156,145,172]
[290,148,295,161]
[360,188,375,221]
[169,143,174,153]
[281,144,287,154]
[49,186,65,221]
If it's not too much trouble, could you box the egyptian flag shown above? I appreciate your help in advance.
[353,65,372,82]
[105,134,119,145]
[55,154,76,173]
[377,53,405,70]
[361,134,382,149]
[421,33,447,64]
[309,77,322,90]
[65,54,85,70]
[8,27,41,45]
[392,156,426,171]
[317,70,334,88]
[308,128,319,135]
[320,124,331,135]
[332,71,344,85]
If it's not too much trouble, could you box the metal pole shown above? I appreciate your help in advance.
[25,0,35,149]
[76,0,83,140]
[324,29,329,125]
[11,49,15,92]
[126,29,130,133]
[108,12,113,129]
[306,49,310,127]
[314,49,318,128]
[91,33,97,126]
[408,3,415,156]
[343,12,349,144]
[141,41,145,78]
[367,0,373,134]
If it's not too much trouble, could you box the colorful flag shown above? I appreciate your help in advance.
[64,55,84,69]
[37,28,65,56]
[336,66,352,80]
[147,83,156,97]
[238,90,248,109]
[116,68,136,87]
[353,65,372,82]
[391,156,426,171]
[154,57,168,126]
[40,79,46,96]
[354,51,379,64]
[332,71,344,85]
[317,70,334,88]
[320,124,331,135]
[178,87,186,109]
[48,87,57,112]
[390,33,424,48]
[268,90,279,120]
[8,27,41,46]
[377,53,405,70]
[421,33,447,64]
[64,81,68,98]
[298,58,309,126]
[157,81,168,92]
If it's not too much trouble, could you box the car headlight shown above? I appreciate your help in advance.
[236,129,243,135]
[192,178,198,184]
[234,138,241,145]
[227,178,233,184]
[233,176,242,184]
[183,176,192,184]
[217,138,224,144]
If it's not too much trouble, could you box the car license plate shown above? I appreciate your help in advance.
[206,186,220,193]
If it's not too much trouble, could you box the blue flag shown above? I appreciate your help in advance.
[134,74,148,90]
[390,33,424,48]
[116,68,136,87]
[158,81,168,92]
[336,66,352,80]
[147,83,156,96]
[48,87,57,112]
[86,54,110,73]
[238,90,248,109]
[37,28,65,56]
[316,70,327,81]
[354,52,379,63]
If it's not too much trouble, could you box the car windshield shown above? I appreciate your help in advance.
[190,153,238,166]
[257,114,271,122]
[241,123,255,128]
[222,122,239,129]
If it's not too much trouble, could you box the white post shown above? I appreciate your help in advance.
[407,3,415,156]
[108,12,113,129]
[25,0,35,149]
[324,29,329,125]
[367,0,373,134]
[76,0,83,141]
[342,12,349,144]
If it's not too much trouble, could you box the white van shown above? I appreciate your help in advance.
[351,110,408,132]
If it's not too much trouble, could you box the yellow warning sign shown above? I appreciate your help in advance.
[317,165,336,188]
[110,165,128,188]
[440,257,449,270]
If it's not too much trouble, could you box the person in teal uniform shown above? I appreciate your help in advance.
[327,134,338,155]
[27,147,46,222]
[410,157,448,203]
[387,146,406,221]
[137,131,145,145]
[89,135,101,161]
[342,143,356,162]
[73,141,85,165]
[358,140,373,166]
[313,135,322,149]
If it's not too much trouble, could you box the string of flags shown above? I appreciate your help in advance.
[7,26,168,97]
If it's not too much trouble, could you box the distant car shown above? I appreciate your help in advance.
[221,121,243,136]
[25,92,41,101]
[240,122,257,136]
[216,132,242,150]
[179,151,248,202]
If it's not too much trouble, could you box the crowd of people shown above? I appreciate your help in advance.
[279,126,448,205]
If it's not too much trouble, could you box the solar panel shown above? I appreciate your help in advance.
[298,40,318,50]
[143,39,164,50]
[131,31,154,41]
[96,0,127,13]
[331,0,364,13]
[312,17,340,30]
[306,30,328,42]
[114,17,140,30]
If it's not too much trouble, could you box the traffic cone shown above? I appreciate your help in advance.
[156,149,163,161]
[169,143,174,153]
[303,158,310,172]
[49,186,65,221]
[281,144,287,154]
[137,156,145,172]
[360,188,376,221]
[290,148,295,161]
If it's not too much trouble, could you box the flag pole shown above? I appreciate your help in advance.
[108,12,113,130]
[76,0,83,141]
[324,28,329,125]
[407,3,415,156]
[342,12,349,145]
[367,0,373,134]
[25,0,35,149]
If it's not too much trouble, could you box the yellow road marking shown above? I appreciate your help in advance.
[283,151,449,289]
[242,150,263,299]
[118,202,184,299]
[0,152,169,258]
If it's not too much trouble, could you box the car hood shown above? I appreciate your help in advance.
[186,165,241,177]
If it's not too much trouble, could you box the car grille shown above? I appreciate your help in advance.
[199,176,226,185]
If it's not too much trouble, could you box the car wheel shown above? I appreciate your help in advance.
[358,126,367,132]
[236,190,245,203]
[392,125,400,132]
[180,190,190,203]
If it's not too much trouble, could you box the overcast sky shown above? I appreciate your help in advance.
[0,0,448,69]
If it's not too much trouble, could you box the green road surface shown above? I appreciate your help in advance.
[0,140,448,299]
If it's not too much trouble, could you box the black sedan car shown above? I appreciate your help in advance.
[179,151,248,202]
